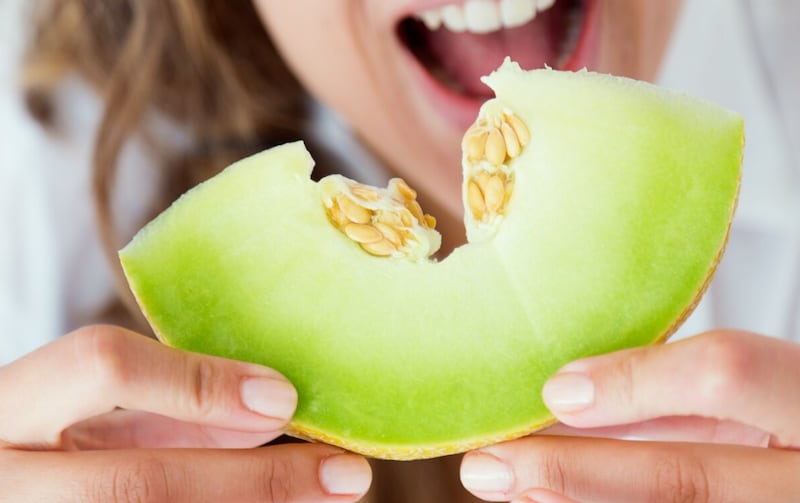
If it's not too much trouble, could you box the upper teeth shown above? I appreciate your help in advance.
[415,0,557,33]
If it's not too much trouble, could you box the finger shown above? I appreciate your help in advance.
[64,410,278,450]
[3,443,372,503]
[461,436,800,502]
[0,325,297,447]
[541,331,800,447]
[541,416,769,447]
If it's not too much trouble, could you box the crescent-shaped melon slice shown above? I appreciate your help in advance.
[119,60,743,460]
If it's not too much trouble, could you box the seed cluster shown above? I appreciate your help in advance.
[324,177,439,258]
[466,170,513,222]
[462,109,530,223]
[463,111,530,166]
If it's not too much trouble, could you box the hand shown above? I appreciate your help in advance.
[459,330,800,502]
[0,325,371,502]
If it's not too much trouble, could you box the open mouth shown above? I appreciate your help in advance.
[397,0,599,123]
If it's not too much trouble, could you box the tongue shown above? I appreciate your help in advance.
[424,9,568,97]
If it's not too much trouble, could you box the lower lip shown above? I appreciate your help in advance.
[401,0,602,132]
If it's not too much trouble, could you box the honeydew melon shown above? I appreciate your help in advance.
[119,60,743,460]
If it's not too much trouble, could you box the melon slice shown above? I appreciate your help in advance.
[119,60,743,460]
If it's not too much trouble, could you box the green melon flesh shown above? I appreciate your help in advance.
[119,61,743,460]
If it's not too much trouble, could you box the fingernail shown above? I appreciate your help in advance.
[240,376,297,421]
[542,372,595,413]
[319,454,372,496]
[460,452,514,495]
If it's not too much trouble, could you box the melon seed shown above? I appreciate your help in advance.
[374,222,403,247]
[467,180,486,221]
[394,178,417,201]
[486,128,507,166]
[501,122,521,159]
[361,239,397,257]
[344,223,383,244]
[505,113,530,146]
[338,196,372,224]
[484,175,506,214]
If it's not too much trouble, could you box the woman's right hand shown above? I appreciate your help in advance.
[0,325,372,502]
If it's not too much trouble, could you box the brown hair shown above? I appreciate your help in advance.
[23,0,315,325]
[22,1,479,501]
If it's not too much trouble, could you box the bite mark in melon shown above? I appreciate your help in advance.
[119,60,743,460]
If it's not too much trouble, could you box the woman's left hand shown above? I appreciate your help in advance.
[459,330,800,503]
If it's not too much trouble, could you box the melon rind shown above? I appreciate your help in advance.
[119,63,743,460]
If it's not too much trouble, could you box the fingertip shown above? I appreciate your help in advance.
[460,450,514,499]
[319,453,372,497]
[542,372,595,414]
[240,376,297,425]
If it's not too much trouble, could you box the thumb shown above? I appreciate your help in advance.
[540,331,798,446]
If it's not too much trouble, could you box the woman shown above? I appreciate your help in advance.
[1,0,798,501]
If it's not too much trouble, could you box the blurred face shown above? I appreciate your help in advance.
[254,0,683,235]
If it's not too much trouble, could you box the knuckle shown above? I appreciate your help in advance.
[92,458,172,503]
[71,325,134,389]
[259,456,295,502]
[652,452,710,503]
[695,332,755,406]
[537,449,568,495]
[181,355,221,419]
[606,350,640,407]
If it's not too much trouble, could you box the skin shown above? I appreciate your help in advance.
[459,332,800,502]
[5,1,797,501]
[0,326,372,501]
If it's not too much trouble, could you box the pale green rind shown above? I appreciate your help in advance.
[120,67,743,459]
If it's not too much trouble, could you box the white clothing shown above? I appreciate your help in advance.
[661,0,800,340]
[1,0,798,365]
